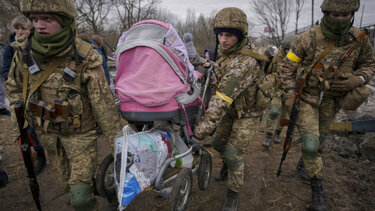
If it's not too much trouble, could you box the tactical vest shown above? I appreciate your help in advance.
[301,25,363,99]
[21,39,97,135]
[215,46,271,118]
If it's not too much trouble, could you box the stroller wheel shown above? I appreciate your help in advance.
[169,168,193,211]
[198,152,212,191]
[96,154,117,204]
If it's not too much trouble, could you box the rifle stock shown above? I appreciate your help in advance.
[14,100,42,211]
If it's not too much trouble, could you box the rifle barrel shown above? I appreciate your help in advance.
[14,101,42,211]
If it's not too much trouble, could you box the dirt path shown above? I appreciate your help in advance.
[0,113,374,210]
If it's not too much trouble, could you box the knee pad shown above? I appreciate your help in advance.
[69,183,96,211]
[212,137,226,152]
[224,146,243,171]
[301,133,320,160]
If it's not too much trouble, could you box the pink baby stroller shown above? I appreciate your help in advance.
[96,20,212,211]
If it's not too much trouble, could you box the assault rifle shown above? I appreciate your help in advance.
[277,77,304,177]
[196,64,214,122]
[14,100,42,211]
[277,30,368,177]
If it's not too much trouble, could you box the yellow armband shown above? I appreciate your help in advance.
[216,91,233,104]
[286,51,302,63]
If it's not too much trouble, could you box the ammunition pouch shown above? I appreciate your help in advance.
[28,97,96,135]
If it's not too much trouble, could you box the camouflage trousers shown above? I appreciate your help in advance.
[265,94,288,134]
[296,98,340,178]
[212,111,258,192]
[37,129,98,191]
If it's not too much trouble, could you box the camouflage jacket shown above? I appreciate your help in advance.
[6,37,122,142]
[267,48,285,75]
[279,25,375,103]
[194,50,263,140]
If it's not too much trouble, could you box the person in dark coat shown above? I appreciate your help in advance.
[3,15,33,80]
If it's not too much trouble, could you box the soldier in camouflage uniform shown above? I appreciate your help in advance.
[262,34,295,148]
[6,0,122,210]
[279,0,375,210]
[194,7,268,211]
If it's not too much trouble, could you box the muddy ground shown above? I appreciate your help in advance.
[0,113,374,211]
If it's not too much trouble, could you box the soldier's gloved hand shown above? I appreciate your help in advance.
[269,106,280,120]
[285,96,296,114]
[331,74,363,92]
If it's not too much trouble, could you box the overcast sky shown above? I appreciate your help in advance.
[159,0,375,35]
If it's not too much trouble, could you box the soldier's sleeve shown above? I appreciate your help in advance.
[194,56,260,140]
[279,33,309,96]
[353,36,375,83]
[83,48,122,144]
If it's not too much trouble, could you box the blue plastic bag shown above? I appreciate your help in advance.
[119,172,142,207]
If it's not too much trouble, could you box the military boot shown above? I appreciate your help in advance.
[214,162,228,181]
[262,132,273,148]
[222,188,238,211]
[273,129,281,144]
[296,157,310,181]
[34,148,46,175]
[308,177,327,211]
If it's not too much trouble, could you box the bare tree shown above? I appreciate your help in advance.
[153,7,177,24]
[295,0,305,34]
[115,0,161,33]
[0,0,21,43]
[251,0,293,46]
[174,10,216,55]
[75,0,114,34]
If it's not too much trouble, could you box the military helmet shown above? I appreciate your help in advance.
[20,0,78,19]
[282,33,296,50]
[212,7,248,35]
[320,0,360,13]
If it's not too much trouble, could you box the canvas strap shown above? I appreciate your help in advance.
[312,41,335,70]
[239,47,269,62]
[22,57,65,104]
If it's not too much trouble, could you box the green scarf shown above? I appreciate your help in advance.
[219,37,249,56]
[31,19,75,62]
[320,15,352,41]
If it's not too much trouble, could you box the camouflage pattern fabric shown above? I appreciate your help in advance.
[279,25,374,178]
[38,130,98,189]
[265,96,289,133]
[6,37,122,189]
[296,99,339,178]
[265,49,288,133]
[20,0,77,18]
[280,25,375,99]
[194,52,263,140]
[320,0,360,13]
[212,111,258,192]
[194,35,263,192]
[211,7,248,35]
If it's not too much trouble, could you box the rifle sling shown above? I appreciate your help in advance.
[23,57,65,104]
[312,41,335,71]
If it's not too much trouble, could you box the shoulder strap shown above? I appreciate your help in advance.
[23,57,65,104]
[239,47,269,62]
[312,41,335,69]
